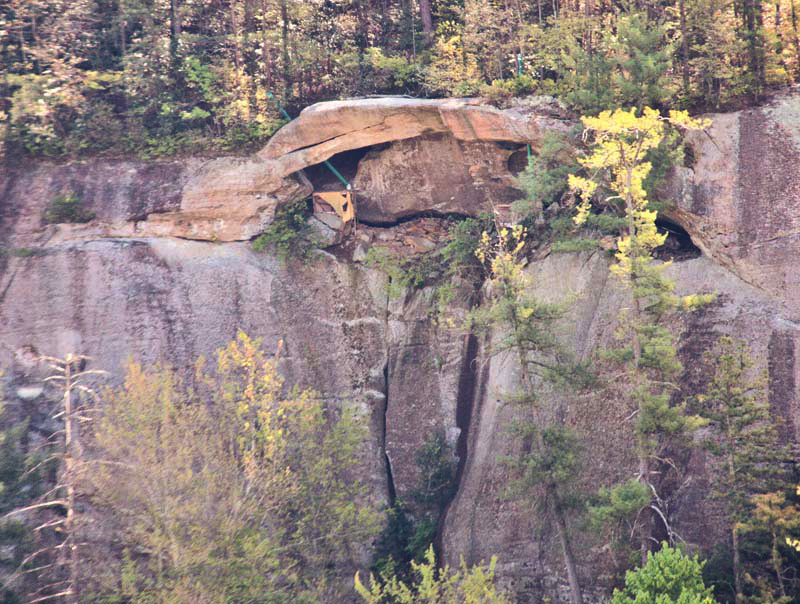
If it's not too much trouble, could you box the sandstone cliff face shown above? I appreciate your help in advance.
[1,93,799,602]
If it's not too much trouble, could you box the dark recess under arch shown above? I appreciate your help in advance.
[303,145,381,192]
[654,216,701,261]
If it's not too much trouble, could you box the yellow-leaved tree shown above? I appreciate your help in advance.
[570,108,711,565]
[91,332,380,604]
[355,545,510,604]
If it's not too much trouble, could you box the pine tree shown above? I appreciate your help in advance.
[611,12,674,110]
[570,107,710,564]
[471,225,587,604]
[698,337,796,603]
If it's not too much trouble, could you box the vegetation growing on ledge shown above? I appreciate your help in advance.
[252,198,316,261]
[42,193,95,225]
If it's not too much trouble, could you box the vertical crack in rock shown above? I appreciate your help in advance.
[454,333,480,484]
[382,362,398,504]
[436,332,481,550]
[768,330,797,443]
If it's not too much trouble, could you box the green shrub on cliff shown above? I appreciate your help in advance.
[42,193,95,225]
[252,198,315,261]
[612,543,716,604]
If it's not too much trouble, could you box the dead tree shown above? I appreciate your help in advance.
[2,353,105,604]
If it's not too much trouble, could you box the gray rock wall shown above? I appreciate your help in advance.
[2,92,800,602]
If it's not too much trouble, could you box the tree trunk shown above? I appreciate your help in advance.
[551,494,584,604]
[792,0,800,76]
[261,0,273,89]
[732,525,743,604]
[354,0,369,94]
[63,361,78,604]
[679,0,690,96]
[281,0,291,100]
[772,532,786,598]
[741,0,767,96]
[515,351,583,604]
[623,162,652,567]
[244,0,257,115]
[119,0,126,57]
[756,0,767,86]
[169,0,180,73]
[419,0,434,37]
[230,0,242,73]
[725,420,743,604]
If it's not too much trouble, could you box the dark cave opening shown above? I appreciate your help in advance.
[654,216,701,261]
[303,145,379,192]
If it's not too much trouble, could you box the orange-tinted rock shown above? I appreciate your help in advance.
[261,97,570,178]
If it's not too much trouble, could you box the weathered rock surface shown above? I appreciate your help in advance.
[0,158,311,245]
[667,92,800,301]
[384,279,478,504]
[259,97,570,172]
[2,93,800,603]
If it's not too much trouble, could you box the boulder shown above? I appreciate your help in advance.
[144,157,311,241]
[306,214,341,247]
[352,134,524,223]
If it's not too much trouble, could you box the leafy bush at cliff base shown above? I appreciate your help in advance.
[90,332,380,603]
[612,543,717,604]
[355,546,510,604]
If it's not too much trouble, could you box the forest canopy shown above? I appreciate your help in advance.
[2,0,799,158]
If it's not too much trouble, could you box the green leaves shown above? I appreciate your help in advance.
[252,198,315,261]
[92,332,380,603]
[505,423,582,499]
[612,543,717,604]
[42,193,96,225]
[590,479,652,534]
[611,13,675,111]
[355,546,510,604]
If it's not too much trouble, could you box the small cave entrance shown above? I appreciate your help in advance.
[654,216,701,261]
[303,145,378,192]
